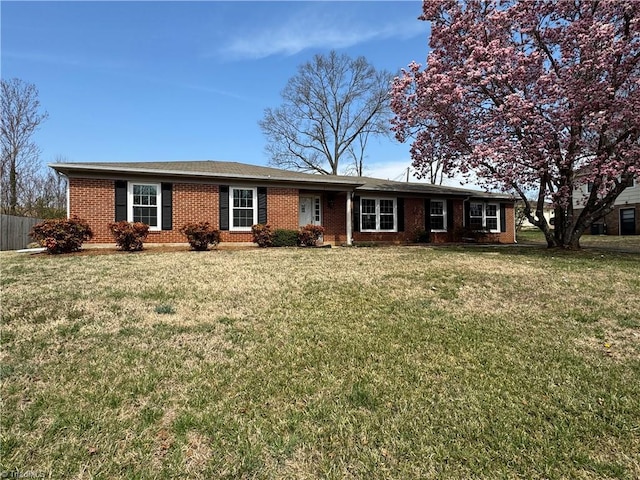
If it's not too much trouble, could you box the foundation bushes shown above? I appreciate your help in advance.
[251,224,274,247]
[298,224,325,246]
[252,223,325,247]
[108,221,149,251]
[30,216,94,254]
[180,222,221,251]
[451,226,490,243]
[273,229,299,247]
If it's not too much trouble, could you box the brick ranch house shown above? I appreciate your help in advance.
[50,161,516,246]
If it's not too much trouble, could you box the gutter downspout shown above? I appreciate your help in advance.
[346,190,353,246]
[60,172,70,219]
[513,199,518,244]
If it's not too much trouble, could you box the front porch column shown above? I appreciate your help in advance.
[346,191,353,246]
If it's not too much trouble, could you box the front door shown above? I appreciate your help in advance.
[299,196,321,227]
[620,208,636,235]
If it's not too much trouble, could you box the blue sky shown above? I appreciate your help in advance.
[2,1,431,181]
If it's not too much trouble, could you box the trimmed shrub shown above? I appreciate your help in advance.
[180,222,221,251]
[413,228,430,243]
[251,224,273,247]
[108,221,149,251]
[451,225,490,243]
[298,224,325,246]
[273,229,299,247]
[30,216,93,254]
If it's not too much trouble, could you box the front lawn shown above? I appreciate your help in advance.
[517,229,640,252]
[1,246,639,479]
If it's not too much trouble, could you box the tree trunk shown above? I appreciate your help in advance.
[9,157,17,215]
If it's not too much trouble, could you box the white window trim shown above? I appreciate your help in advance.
[128,182,162,231]
[469,202,500,233]
[430,199,447,232]
[361,197,397,233]
[230,186,257,232]
[313,196,322,224]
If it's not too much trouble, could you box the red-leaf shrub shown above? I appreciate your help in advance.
[30,216,94,254]
[180,222,221,251]
[108,221,149,251]
[298,224,325,246]
[251,224,273,247]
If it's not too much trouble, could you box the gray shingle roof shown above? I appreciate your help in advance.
[50,160,514,200]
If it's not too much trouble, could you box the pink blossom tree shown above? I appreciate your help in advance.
[391,0,639,248]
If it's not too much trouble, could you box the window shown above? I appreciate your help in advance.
[485,204,498,230]
[469,203,484,230]
[430,200,447,231]
[469,202,500,233]
[230,187,256,231]
[129,183,161,230]
[361,198,397,232]
[314,197,321,223]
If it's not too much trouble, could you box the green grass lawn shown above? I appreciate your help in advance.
[1,246,639,479]
[517,229,640,252]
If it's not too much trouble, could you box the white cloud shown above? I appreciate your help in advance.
[217,10,426,60]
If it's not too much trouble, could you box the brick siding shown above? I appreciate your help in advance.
[580,204,640,235]
[69,177,515,245]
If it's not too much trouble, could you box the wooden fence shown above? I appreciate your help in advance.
[0,215,44,251]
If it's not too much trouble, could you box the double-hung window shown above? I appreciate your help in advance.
[469,202,500,233]
[430,200,447,231]
[361,198,397,232]
[129,183,161,230]
[230,187,257,231]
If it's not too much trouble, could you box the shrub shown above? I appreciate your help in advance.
[108,221,149,251]
[273,229,299,247]
[30,216,93,254]
[413,228,430,243]
[180,222,221,251]
[298,224,325,246]
[451,226,490,243]
[251,224,273,247]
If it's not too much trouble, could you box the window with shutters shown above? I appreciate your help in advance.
[469,202,500,233]
[128,183,161,230]
[230,187,257,231]
[430,200,447,231]
[360,197,397,232]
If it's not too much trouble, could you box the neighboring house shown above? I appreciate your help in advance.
[519,201,555,230]
[50,161,516,245]
[573,175,639,235]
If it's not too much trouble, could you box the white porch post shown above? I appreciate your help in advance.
[346,191,353,246]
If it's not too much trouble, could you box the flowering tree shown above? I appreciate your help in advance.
[391,0,639,248]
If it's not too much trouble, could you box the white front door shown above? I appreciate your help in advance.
[299,196,321,227]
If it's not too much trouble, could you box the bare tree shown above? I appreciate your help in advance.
[21,155,67,218]
[260,51,393,175]
[1,78,48,214]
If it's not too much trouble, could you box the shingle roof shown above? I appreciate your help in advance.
[50,160,514,200]
[355,176,512,199]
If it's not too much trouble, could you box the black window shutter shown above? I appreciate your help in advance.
[447,199,454,230]
[500,203,507,232]
[219,185,229,231]
[161,183,172,230]
[464,200,470,228]
[115,180,127,221]
[424,199,431,233]
[397,197,405,232]
[352,196,360,232]
[257,187,267,224]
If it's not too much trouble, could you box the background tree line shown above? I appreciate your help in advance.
[1,78,66,219]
